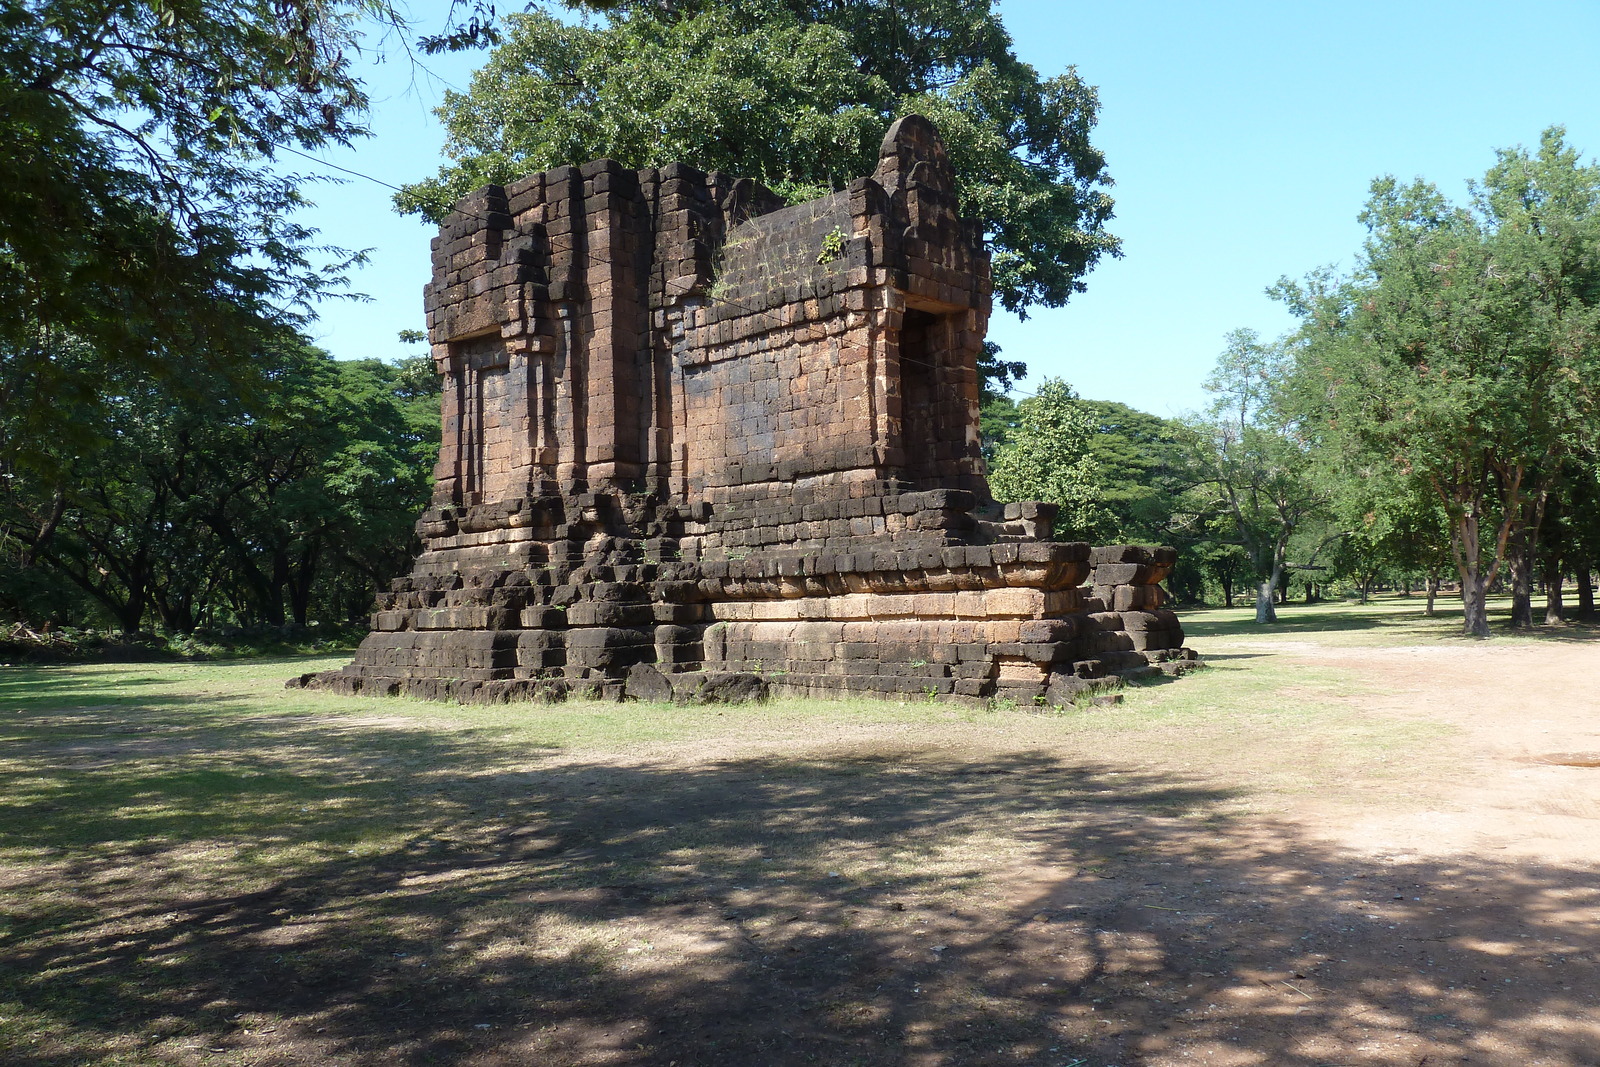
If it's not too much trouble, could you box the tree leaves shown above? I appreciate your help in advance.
[985,378,1108,539]
[1,1,390,478]
[1283,127,1600,635]
[394,0,1118,315]
[0,340,437,632]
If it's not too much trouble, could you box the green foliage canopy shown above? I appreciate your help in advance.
[1280,128,1600,635]
[0,338,439,633]
[985,378,1107,539]
[1076,399,1192,545]
[1184,329,1329,623]
[1,0,392,477]
[395,0,1118,316]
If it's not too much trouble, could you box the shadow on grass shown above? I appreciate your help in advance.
[1184,606,1443,639]
[1493,617,1600,642]
[0,665,187,705]
[1185,600,1600,644]
[2,686,1597,1066]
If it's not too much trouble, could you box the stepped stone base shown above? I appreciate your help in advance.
[296,487,1199,707]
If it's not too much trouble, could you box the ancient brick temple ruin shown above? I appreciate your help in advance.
[300,116,1198,706]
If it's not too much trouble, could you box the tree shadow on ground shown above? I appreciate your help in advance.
[2,702,1597,1066]
[1491,618,1600,642]
[0,665,194,712]
[1184,607,1442,639]
[1186,605,1600,644]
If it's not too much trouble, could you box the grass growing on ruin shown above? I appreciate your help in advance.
[0,600,1591,1065]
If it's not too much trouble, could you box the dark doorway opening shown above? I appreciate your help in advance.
[898,308,938,483]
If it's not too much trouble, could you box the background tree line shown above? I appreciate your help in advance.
[0,337,438,638]
[992,128,1600,637]
[2,0,417,643]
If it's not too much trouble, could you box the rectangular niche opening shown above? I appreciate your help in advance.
[455,335,515,506]
[897,307,941,485]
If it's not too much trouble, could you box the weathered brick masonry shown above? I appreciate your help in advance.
[300,116,1199,705]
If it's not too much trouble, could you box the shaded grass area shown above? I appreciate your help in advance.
[0,666,1218,1066]
[0,627,364,665]
[1182,592,1600,645]
[1,648,1596,1066]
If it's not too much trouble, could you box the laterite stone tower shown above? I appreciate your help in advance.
[301,117,1197,705]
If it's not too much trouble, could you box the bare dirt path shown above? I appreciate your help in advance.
[1273,641,1600,866]
[1059,632,1600,1067]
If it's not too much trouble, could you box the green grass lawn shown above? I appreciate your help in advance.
[0,600,1592,1065]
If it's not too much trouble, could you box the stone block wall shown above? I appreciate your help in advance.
[299,117,1198,707]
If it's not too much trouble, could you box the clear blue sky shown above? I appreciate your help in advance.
[297,0,1600,418]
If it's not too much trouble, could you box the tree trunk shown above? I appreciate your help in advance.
[155,595,196,634]
[1544,562,1564,626]
[1255,566,1281,623]
[112,591,147,636]
[1220,573,1234,609]
[288,539,319,628]
[290,584,313,628]
[202,511,286,627]
[1508,486,1552,629]
[1576,563,1595,621]
[1452,510,1494,639]
[1425,573,1439,617]
[36,546,144,635]
[1508,523,1535,629]
[1462,577,1492,637]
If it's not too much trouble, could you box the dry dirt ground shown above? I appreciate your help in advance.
[2,607,1598,1067]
